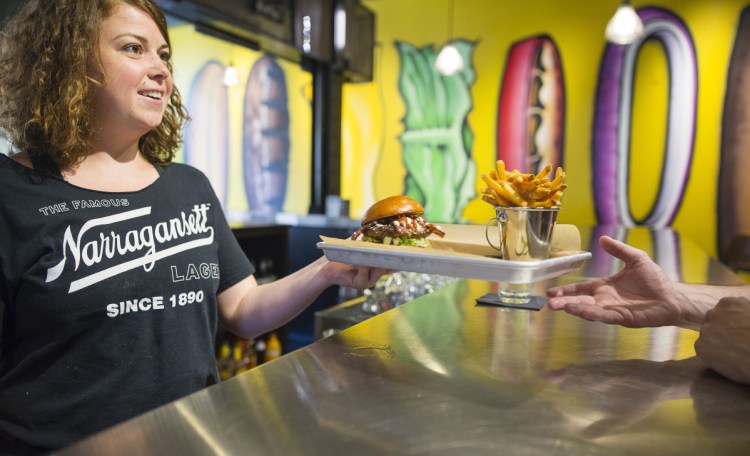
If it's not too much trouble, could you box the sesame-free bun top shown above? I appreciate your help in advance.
[361,196,424,225]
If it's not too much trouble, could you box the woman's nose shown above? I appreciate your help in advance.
[148,54,170,80]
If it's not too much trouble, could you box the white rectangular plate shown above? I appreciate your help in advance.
[317,241,591,284]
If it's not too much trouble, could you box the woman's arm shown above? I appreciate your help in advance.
[217,257,386,340]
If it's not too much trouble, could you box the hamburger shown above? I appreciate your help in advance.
[350,196,445,247]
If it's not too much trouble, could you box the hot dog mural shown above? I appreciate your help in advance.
[497,35,565,174]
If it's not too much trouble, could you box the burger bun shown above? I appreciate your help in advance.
[361,196,424,225]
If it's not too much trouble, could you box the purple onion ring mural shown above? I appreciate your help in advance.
[592,7,697,228]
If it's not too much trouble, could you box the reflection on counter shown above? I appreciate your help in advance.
[362,272,460,314]
[316,272,459,339]
[579,224,745,285]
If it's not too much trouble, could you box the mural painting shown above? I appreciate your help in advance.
[719,6,750,265]
[585,7,697,280]
[396,39,477,223]
[593,7,696,230]
[242,55,291,216]
[183,61,230,206]
[497,35,565,175]
[168,0,750,270]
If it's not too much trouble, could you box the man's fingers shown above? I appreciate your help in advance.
[599,235,650,265]
[574,304,628,325]
[546,281,596,298]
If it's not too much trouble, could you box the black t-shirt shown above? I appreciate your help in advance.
[0,155,254,452]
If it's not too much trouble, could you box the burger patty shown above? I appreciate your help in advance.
[351,215,445,241]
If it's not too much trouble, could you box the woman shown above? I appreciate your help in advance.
[0,0,385,452]
[546,235,750,385]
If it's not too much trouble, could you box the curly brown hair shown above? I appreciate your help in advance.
[0,0,189,168]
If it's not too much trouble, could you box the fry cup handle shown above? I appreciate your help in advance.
[485,217,503,252]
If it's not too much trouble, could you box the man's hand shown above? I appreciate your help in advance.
[695,297,750,385]
[546,236,685,327]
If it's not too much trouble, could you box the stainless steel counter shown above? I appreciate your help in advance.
[56,227,750,455]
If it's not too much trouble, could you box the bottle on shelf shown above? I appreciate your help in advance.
[233,338,258,375]
[264,332,282,363]
[254,337,266,362]
[242,338,258,371]
[217,340,233,380]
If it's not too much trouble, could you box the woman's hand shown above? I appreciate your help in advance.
[319,257,390,291]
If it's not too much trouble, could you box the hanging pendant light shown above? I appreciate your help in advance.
[223,62,240,87]
[435,0,464,76]
[435,43,464,76]
[605,0,644,45]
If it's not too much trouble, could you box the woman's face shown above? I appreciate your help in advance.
[91,4,172,142]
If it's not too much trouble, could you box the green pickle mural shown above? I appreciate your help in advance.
[396,39,477,223]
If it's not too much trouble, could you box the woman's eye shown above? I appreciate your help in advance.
[159,51,171,62]
[123,44,142,54]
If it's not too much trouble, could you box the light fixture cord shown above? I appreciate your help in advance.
[447,0,454,44]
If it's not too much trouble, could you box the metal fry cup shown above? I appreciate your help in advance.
[485,206,559,261]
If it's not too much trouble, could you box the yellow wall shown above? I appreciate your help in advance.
[341,0,748,257]
[170,25,313,217]
[168,1,747,258]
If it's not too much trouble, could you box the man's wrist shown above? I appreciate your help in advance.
[673,282,706,330]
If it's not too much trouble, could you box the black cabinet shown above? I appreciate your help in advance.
[218,223,289,370]
[231,223,289,283]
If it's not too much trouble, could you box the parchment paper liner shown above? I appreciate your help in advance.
[319,223,582,262]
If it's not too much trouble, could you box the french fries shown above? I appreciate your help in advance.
[480,160,566,208]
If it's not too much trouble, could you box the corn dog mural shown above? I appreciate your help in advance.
[395,39,477,223]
